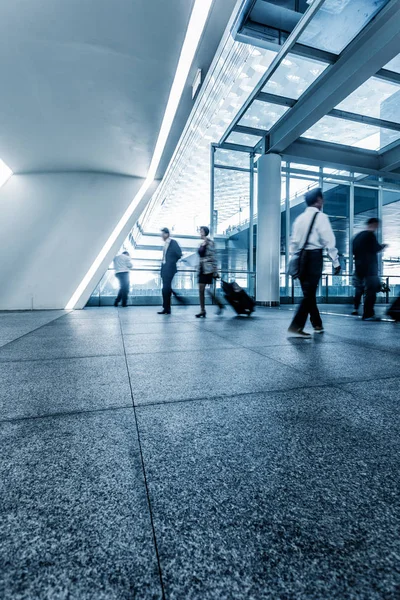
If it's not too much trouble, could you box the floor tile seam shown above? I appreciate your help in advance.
[0,352,125,365]
[0,403,136,426]
[133,381,331,411]
[0,311,72,351]
[117,312,166,600]
[202,326,312,376]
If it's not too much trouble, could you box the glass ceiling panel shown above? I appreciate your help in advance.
[302,115,400,150]
[214,148,249,169]
[336,77,400,124]
[238,100,288,132]
[262,54,328,100]
[384,53,400,74]
[226,131,262,147]
[299,0,389,55]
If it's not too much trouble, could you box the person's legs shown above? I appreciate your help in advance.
[115,273,123,306]
[207,285,224,309]
[307,278,322,328]
[162,273,173,313]
[363,276,380,319]
[199,283,206,312]
[353,274,364,311]
[289,250,322,332]
[120,272,129,307]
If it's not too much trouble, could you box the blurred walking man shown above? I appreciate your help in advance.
[288,188,341,338]
[352,218,386,321]
[158,228,184,315]
[113,250,132,308]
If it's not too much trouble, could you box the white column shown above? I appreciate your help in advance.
[256,153,282,306]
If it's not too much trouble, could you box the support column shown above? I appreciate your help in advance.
[256,153,282,306]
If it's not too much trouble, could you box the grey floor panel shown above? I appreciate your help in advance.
[0,330,125,361]
[123,331,235,355]
[0,310,68,347]
[250,341,400,383]
[136,388,400,600]
[0,409,162,600]
[0,355,132,420]
[126,347,316,405]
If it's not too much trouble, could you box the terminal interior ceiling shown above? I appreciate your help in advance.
[123,0,400,295]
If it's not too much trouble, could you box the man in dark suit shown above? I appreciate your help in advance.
[158,228,184,315]
[352,218,386,321]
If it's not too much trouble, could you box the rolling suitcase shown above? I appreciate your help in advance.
[221,280,255,316]
[387,296,400,322]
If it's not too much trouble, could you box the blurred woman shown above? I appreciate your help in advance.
[196,226,224,318]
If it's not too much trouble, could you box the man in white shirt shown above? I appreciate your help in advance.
[113,251,132,307]
[288,188,341,337]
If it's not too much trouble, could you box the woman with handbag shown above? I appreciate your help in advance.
[196,226,224,318]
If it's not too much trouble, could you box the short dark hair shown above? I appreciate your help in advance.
[122,251,129,255]
[367,217,380,226]
[161,227,170,235]
[200,225,210,236]
[305,187,323,207]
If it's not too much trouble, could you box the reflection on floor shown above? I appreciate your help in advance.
[0,305,399,599]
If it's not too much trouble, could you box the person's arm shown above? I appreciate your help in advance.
[174,240,182,261]
[318,213,340,268]
[289,219,300,254]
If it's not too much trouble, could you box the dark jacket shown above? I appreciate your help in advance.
[161,239,182,278]
[353,230,384,277]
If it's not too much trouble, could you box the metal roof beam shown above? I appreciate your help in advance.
[282,139,380,173]
[379,140,400,172]
[267,0,400,154]
[256,93,400,132]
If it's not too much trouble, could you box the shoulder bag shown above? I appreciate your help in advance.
[287,212,319,279]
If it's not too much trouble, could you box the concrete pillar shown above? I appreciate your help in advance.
[256,153,282,306]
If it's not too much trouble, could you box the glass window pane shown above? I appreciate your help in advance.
[323,183,350,272]
[354,186,378,234]
[226,131,262,147]
[214,148,249,169]
[301,115,400,150]
[299,0,389,54]
[382,190,400,275]
[336,77,400,124]
[238,101,288,131]
[262,54,328,100]
[384,53,400,74]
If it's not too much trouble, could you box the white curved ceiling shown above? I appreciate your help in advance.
[0,0,195,176]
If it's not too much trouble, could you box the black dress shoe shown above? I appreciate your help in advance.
[157,310,171,315]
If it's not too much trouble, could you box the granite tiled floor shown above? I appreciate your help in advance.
[0,305,399,599]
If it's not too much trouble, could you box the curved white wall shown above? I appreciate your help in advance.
[0,172,150,310]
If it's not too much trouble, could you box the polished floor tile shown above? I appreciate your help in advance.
[136,388,400,600]
[0,409,162,599]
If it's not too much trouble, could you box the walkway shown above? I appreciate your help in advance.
[0,306,399,599]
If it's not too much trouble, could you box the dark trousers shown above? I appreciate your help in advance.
[290,250,323,331]
[115,272,130,307]
[353,274,365,311]
[161,271,174,313]
[363,275,380,319]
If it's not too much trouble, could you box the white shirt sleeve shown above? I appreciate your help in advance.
[318,213,339,267]
[290,218,301,254]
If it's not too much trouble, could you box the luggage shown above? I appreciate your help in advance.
[221,280,255,316]
[387,296,400,322]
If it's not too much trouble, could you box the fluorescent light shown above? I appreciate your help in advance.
[0,159,12,189]
[65,0,214,310]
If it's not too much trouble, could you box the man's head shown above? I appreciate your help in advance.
[122,251,130,256]
[305,187,324,210]
[366,217,380,232]
[161,227,170,241]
